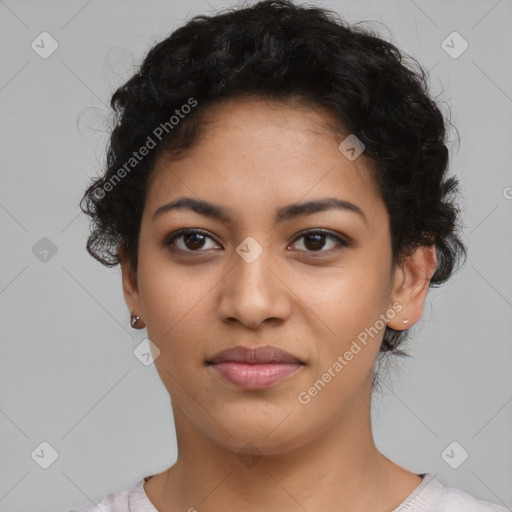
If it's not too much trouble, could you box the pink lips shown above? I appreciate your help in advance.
[207,346,304,390]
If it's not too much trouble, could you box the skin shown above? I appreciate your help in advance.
[119,96,437,512]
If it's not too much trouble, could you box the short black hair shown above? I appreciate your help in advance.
[80,0,467,358]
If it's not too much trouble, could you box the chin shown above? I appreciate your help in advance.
[203,411,315,457]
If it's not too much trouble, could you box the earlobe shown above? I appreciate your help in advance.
[387,245,437,330]
[119,244,144,328]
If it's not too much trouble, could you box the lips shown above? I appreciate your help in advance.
[206,346,305,390]
[207,346,303,365]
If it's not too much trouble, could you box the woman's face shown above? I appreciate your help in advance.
[123,97,416,455]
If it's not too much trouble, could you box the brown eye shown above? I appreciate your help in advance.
[166,229,220,252]
[290,230,348,255]
[303,232,326,251]
[183,232,207,250]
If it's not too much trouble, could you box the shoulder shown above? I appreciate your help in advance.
[403,474,511,512]
[435,480,510,512]
[63,485,132,512]
[63,476,157,512]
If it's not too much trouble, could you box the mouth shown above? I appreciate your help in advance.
[206,345,305,390]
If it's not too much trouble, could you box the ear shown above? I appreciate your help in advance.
[118,244,143,321]
[387,245,437,330]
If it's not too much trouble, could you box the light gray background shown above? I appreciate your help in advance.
[1,0,511,511]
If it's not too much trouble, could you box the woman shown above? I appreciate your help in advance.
[69,1,509,510]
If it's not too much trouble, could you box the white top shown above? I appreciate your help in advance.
[66,472,511,512]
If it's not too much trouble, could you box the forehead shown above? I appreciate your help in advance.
[146,97,386,232]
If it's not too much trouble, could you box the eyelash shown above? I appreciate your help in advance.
[165,228,349,257]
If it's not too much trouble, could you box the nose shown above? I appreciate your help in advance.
[217,241,291,330]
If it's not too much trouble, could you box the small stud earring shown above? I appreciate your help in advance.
[130,314,145,329]
[403,318,409,324]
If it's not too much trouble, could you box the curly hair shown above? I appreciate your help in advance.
[80,0,467,358]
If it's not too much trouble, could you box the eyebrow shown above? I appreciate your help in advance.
[152,196,368,226]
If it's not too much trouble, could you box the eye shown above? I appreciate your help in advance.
[165,228,349,256]
[165,229,220,253]
[289,229,349,256]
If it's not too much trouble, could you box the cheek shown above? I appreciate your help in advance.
[293,273,387,414]
[138,248,200,325]
[299,256,392,371]
[137,259,216,366]
[301,260,390,333]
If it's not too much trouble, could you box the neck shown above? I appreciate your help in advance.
[146,385,417,512]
